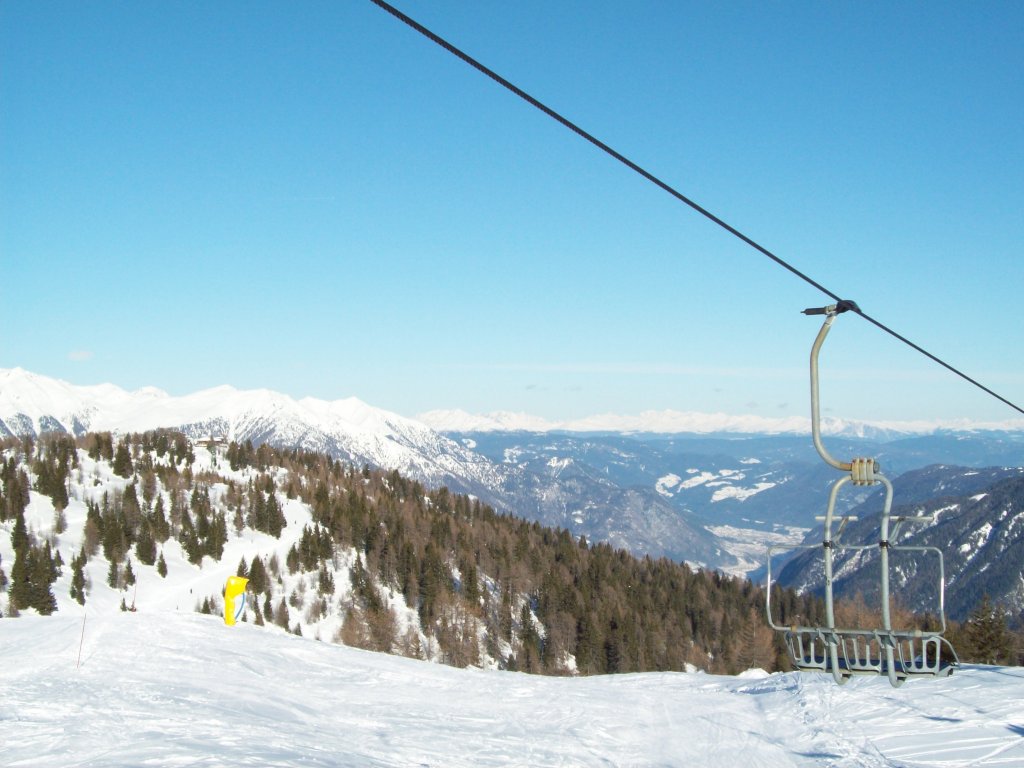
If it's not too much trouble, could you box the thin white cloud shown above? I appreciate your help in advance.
[449,362,803,379]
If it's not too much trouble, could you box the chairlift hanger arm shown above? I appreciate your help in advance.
[805,301,877,475]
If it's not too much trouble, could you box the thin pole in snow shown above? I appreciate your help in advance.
[76,612,86,669]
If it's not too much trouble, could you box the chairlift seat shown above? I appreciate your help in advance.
[783,626,957,686]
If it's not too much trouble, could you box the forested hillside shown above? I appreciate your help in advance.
[1,430,822,675]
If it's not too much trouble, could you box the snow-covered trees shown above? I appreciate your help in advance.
[7,534,58,615]
[0,430,925,676]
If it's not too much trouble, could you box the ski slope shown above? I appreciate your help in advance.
[2,611,1023,767]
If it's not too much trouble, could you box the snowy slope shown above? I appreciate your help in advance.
[0,442,440,660]
[3,611,1023,767]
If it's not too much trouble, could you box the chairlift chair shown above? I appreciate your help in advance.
[765,301,959,687]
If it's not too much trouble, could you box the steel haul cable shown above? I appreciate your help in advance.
[369,0,1023,418]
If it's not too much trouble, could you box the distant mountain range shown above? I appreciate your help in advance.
[3,367,1022,577]
[418,407,1024,438]
[0,367,502,494]
[0,368,723,568]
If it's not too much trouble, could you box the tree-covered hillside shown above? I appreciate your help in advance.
[1,430,821,675]
[6,430,1018,672]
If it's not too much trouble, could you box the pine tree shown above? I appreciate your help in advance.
[53,506,68,535]
[247,557,269,595]
[31,545,57,615]
[135,520,157,566]
[247,487,266,532]
[286,545,300,575]
[206,511,228,560]
[8,544,32,612]
[264,592,274,622]
[122,483,143,533]
[962,595,1015,665]
[266,492,286,538]
[84,501,102,556]
[49,470,69,511]
[112,441,134,478]
[518,603,543,672]
[141,469,158,509]
[317,565,335,596]
[101,498,128,565]
[499,581,514,642]
[42,542,59,581]
[123,558,136,587]
[152,495,170,542]
[156,550,168,578]
[11,510,28,551]
[70,549,87,605]
[179,508,202,565]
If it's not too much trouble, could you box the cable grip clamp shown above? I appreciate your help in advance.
[850,457,878,485]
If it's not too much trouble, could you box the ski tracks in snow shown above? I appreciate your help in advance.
[2,614,1024,767]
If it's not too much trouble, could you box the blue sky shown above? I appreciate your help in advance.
[2,1,1021,425]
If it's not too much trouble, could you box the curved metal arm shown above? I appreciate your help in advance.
[809,303,879,483]
[809,309,851,471]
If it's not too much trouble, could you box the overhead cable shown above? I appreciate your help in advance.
[369,0,1023,418]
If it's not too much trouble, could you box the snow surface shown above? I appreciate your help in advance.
[657,469,776,503]
[655,473,683,497]
[4,440,1024,766]
[3,612,1024,767]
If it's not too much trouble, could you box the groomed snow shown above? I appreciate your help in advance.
[3,611,1023,767]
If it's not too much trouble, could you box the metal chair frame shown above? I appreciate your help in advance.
[765,303,959,687]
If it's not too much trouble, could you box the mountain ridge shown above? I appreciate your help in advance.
[774,467,1024,621]
[418,406,1024,438]
[0,368,732,568]
[4,367,1022,574]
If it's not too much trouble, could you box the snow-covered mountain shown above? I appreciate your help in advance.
[775,467,1024,621]
[0,368,733,569]
[4,367,1021,575]
[455,429,1024,531]
[0,367,502,500]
